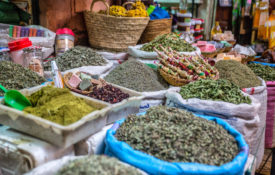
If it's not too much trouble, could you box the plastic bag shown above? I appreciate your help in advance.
[105,114,249,175]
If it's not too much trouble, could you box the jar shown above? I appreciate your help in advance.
[0,47,10,61]
[23,47,44,76]
[177,12,192,23]
[55,28,75,56]
[8,38,32,65]
[194,19,202,33]
[190,19,196,33]
[177,22,191,32]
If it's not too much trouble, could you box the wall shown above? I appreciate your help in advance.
[39,0,112,45]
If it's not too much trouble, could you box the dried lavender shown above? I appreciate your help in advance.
[0,61,46,96]
[57,155,142,175]
[215,60,261,88]
[44,46,107,71]
[116,106,239,166]
[104,60,168,92]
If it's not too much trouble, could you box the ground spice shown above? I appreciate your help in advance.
[104,60,168,92]
[215,60,262,88]
[57,155,142,175]
[116,106,239,166]
[180,79,251,104]
[0,61,46,96]
[248,63,275,81]
[44,46,107,72]
[24,86,97,126]
[141,33,196,52]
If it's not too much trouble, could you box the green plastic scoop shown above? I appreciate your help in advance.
[0,84,32,111]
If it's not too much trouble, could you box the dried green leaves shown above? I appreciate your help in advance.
[44,46,107,71]
[0,61,46,96]
[57,155,142,175]
[215,60,262,89]
[104,59,168,92]
[116,106,239,166]
[180,79,252,104]
[248,63,275,81]
[141,33,196,52]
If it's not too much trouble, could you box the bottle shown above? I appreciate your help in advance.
[179,0,188,14]
[211,21,222,40]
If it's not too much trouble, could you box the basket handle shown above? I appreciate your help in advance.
[90,0,110,15]
[122,1,135,9]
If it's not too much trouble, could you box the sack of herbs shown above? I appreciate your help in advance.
[165,79,260,161]
[104,106,249,175]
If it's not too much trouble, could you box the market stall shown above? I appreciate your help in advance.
[0,0,274,174]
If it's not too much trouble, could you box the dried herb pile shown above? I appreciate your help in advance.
[0,61,46,96]
[180,79,252,104]
[89,84,130,104]
[57,155,142,175]
[104,60,168,92]
[215,60,261,88]
[44,46,107,71]
[248,63,275,81]
[141,33,196,52]
[116,106,239,166]
[24,86,97,126]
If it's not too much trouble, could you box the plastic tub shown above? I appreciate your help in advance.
[55,28,74,56]
[177,12,192,23]
[8,38,32,65]
[177,22,191,32]
[23,46,44,76]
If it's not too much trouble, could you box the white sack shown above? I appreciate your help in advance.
[165,91,261,155]
[242,78,267,169]
[128,44,201,59]
[74,125,113,156]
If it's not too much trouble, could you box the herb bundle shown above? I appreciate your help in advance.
[180,79,252,104]
[116,106,239,166]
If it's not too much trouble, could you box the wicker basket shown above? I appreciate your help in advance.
[83,0,150,51]
[224,46,233,52]
[159,68,189,87]
[139,18,172,44]
[201,51,218,58]
[64,72,100,95]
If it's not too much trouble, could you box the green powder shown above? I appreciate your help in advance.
[215,60,262,89]
[24,86,97,126]
[248,63,275,81]
[104,60,168,92]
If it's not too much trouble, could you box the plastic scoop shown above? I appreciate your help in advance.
[0,84,32,111]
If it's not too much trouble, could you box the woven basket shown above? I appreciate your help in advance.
[64,72,96,95]
[83,0,150,51]
[159,68,189,87]
[201,51,218,58]
[224,46,233,52]
[139,18,172,44]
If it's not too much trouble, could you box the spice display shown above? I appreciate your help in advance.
[44,46,107,72]
[0,61,46,96]
[156,46,219,86]
[215,60,261,89]
[180,79,251,104]
[116,106,239,166]
[23,47,44,76]
[141,33,196,52]
[248,63,275,81]
[57,155,142,175]
[105,60,168,92]
[108,1,148,17]
[89,84,130,104]
[23,86,97,126]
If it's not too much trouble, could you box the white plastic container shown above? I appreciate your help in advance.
[8,38,32,65]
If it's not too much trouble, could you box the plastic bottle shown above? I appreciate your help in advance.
[211,21,222,40]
